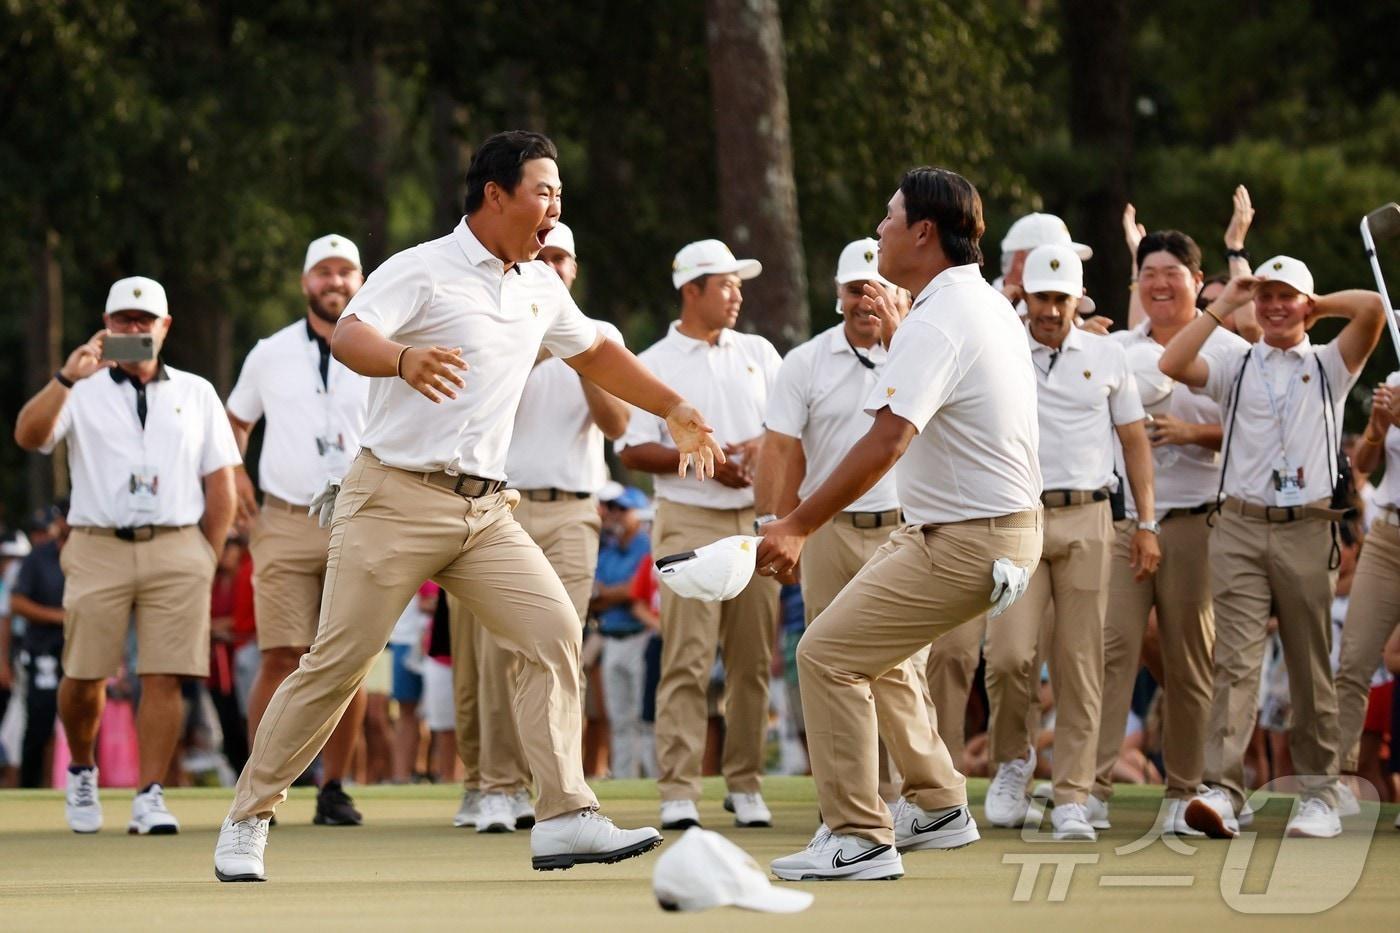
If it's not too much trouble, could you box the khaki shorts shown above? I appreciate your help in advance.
[249,502,330,650]
[60,526,217,679]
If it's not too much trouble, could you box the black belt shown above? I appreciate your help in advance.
[1163,503,1213,521]
[839,509,902,529]
[365,450,507,499]
[76,525,193,542]
[1041,488,1110,509]
[520,488,591,502]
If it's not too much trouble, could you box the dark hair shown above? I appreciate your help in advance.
[1136,230,1201,276]
[681,273,713,296]
[463,131,559,214]
[898,167,984,266]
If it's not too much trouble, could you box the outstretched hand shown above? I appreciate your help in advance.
[400,346,469,403]
[1123,203,1146,258]
[665,401,724,480]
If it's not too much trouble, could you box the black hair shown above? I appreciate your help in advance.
[1137,230,1202,276]
[898,167,984,266]
[680,273,713,296]
[463,131,559,214]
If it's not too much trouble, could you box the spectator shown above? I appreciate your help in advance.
[8,505,69,788]
[389,583,435,783]
[208,535,252,774]
[420,594,458,784]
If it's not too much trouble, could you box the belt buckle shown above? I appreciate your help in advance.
[453,474,481,498]
[852,513,875,529]
[116,526,155,542]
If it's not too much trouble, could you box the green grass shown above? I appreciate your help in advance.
[2,778,1397,931]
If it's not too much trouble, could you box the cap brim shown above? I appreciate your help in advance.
[834,271,893,287]
[1071,242,1093,261]
[735,259,762,280]
[733,886,814,914]
[1022,278,1092,314]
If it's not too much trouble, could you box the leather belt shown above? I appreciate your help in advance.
[261,493,309,514]
[925,509,1041,531]
[75,525,193,542]
[366,449,506,499]
[1163,503,1213,521]
[520,488,592,502]
[1041,488,1110,509]
[839,509,902,529]
[1221,496,1344,524]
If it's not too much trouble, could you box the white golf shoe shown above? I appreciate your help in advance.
[984,750,1036,827]
[770,825,904,881]
[529,808,662,871]
[453,788,483,828]
[1163,798,1204,836]
[511,788,536,829]
[128,784,180,835]
[214,817,270,882]
[1085,795,1111,830]
[1184,785,1240,839]
[476,792,516,834]
[1286,797,1341,838]
[890,799,979,851]
[660,799,702,830]
[1051,803,1097,841]
[65,767,103,834]
[1335,783,1361,818]
[723,792,772,827]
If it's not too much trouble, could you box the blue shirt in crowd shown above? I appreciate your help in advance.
[595,531,651,636]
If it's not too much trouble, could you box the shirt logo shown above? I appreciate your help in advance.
[1302,373,1311,383]
[747,365,755,374]
[531,303,539,317]
[1083,370,1092,379]
[1049,258,1061,271]
[886,387,896,398]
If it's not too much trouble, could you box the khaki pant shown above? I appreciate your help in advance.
[924,614,985,770]
[449,495,600,793]
[1204,509,1339,808]
[230,454,596,821]
[60,526,216,679]
[1336,521,1400,772]
[653,500,779,801]
[249,503,329,650]
[1096,513,1214,801]
[799,515,1042,845]
[986,501,1111,805]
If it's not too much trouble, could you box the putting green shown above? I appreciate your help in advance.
[2,778,1396,931]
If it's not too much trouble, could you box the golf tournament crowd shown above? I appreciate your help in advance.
[2,135,1398,886]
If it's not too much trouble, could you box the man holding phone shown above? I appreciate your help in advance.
[14,276,241,835]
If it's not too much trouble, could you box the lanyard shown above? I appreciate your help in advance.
[1253,344,1306,464]
[306,332,338,449]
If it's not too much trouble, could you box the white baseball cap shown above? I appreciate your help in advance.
[835,237,891,286]
[1001,213,1093,260]
[304,234,362,274]
[1254,255,1315,297]
[672,239,762,290]
[105,276,169,319]
[1021,244,1096,313]
[656,535,759,602]
[1124,341,1174,414]
[653,828,813,914]
[542,222,576,258]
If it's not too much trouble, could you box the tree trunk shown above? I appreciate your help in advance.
[1062,0,1133,325]
[28,225,65,504]
[352,41,390,270]
[704,0,808,352]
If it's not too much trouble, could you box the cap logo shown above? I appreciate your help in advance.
[1049,258,1061,271]
[885,387,896,398]
[1273,261,1283,271]
[671,259,679,271]
[1083,370,1092,379]
[739,540,751,552]
[864,250,875,263]
[330,239,339,247]
[133,288,143,298]
[530,303,539,317]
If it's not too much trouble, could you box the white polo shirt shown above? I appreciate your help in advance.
[867,264,1042,525]
[1372,371,1400,512]
[42,365,241,528]
[505,318,625,493]
[1030,325,1144,491]
[1111,318,1248,519]
[344,219,599,477]
[620,322,782,510]
[227,319,371,506]
[1200,334,1357,506]
[765,324,900,513]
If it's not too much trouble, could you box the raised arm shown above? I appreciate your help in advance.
[14,330,110,451]
[1308,290,1386,373]
[1223,186,1261,343]
[331,314,468,403]
[1160,276,1260,387]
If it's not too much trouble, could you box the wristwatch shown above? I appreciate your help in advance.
[1137,520,1161,534]
[753,513,778,534]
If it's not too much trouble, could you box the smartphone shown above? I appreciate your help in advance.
[103,333,157,363]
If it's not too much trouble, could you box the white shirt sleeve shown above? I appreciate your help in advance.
[764,348,810,439]
[864,320,960,432]
[38,392,76,454]
[759,337,783,390]
[1199,340,1246,405]
[597,319,626,349]
[198,381,244,476]
[344,250,435,339]
[544,280,600,359]
[226,342,266,424]
[1106,343,1146,425]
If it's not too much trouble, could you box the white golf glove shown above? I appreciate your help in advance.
[308,479,342,529]
[988,558,1031,619]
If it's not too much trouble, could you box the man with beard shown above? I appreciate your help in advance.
[226,235,372,826]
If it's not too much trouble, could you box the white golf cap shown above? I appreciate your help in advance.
[835,237,891,286]
[672,239,762,290]
[1124,341,1174,414]
[542,221,577,258]
[1001,212,1093,261]
[304,234,362,274]
[1255,255,1315,297]
[105,276,169,319]
[654,828,813,914]
[1022,244,1096,313]
[656,535,759,602]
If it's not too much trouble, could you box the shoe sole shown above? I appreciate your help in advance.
[477,823,515,834]
[897,825,980,852]
[1052,830,1097,842]
[214,868,266,883]
[531,833,663,871]
[452,819,476,828]
[660,819,701,830]
[313,814,363,826]
[1184,800,1237,839]
[128,823,179,836]
[515,816,536,830]
[735,818,771,828]
[772,863,904,882]
[1285,825,1341,838]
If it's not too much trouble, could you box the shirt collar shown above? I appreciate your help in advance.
[304,317,329,346]
[453,217,522,276]
[109,362,170,386]
[825,323,885,357]
[667,320,732,352]
[1027,323,1083,354]
[910,263,984,310]
[1259,334,1312,359]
